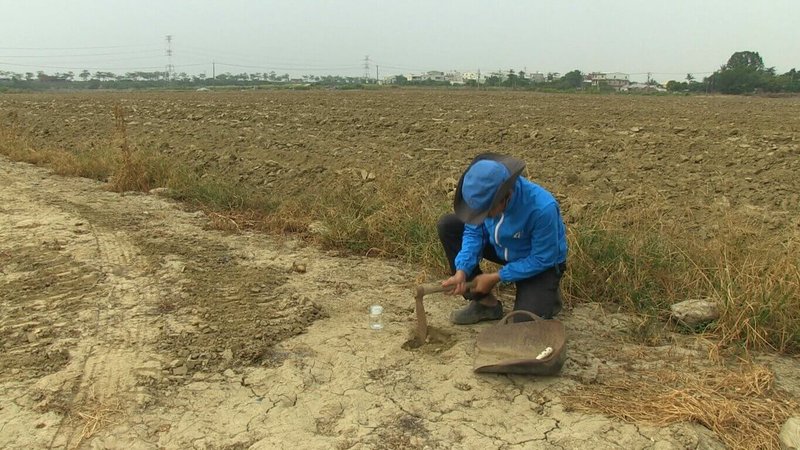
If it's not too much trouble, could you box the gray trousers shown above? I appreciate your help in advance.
[437,214,565,321]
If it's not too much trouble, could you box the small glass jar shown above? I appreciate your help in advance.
[369,305,384,330]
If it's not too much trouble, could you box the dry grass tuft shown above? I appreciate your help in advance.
[563,364,798,449]
[702,236,800,353]
[107,105,173,192]
[261,199,315,235]
[564,203,800,353]
[0,127,115,180]
[67,392,124,450]
[299,177,448,269]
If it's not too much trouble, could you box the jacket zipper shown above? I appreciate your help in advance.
[494,213,508,261]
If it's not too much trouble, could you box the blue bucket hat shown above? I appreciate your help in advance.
[454,153,526,225]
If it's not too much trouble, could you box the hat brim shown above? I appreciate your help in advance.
[454,153,525,225]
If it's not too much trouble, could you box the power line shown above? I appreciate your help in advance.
[0,61,207,71]
[0,42,723,79]
[215,62,361,72]
[0,44,161,51]
[0,50,164,58]
[628,71,714,76]
[179,45,335,66]
[370,60,429,72]
[0,55,170,65]
[179,49,360,69]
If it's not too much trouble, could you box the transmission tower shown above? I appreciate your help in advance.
[363,55,370,83]
[165,35,174,81]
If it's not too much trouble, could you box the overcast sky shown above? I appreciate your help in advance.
[1,0,797,82]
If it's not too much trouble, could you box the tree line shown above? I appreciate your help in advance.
[0,70,313,84]
[1,51,796,94]
[0,69,373,91]
[666,51,799,94]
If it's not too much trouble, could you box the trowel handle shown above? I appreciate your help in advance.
[414,280,477,298]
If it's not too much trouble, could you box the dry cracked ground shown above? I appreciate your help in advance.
[0,156,797,449]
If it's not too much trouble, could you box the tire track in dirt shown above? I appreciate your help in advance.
[0,246,98,381]
[48,225,166,449]
[0,161,170,448]
[0,157,325,449]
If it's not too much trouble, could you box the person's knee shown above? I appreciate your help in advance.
[514,273,561,320]
[437,213,462,238]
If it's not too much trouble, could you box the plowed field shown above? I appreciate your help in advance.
[1,90,798,449]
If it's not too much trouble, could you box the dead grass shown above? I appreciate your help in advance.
[701,235,800,353]
[66,391,124,450]
[167,171,275,214]
[318,178,447,269]
[107,105,176,193]
[563,363,798,449]
[0,127,115,181]
[563,203,800,353]
[0,107,797,355]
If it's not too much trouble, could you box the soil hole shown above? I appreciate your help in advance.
[401,326,456,353]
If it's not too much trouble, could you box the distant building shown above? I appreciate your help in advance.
[586,72,630,90]
[462,72,483,83]
[386,69,549,86]
[488,71,508,82]
[527,72,545,83]
[622,82,667,93]
[426,71,446,82]
[404,72,424,82]
[446,71,464,85]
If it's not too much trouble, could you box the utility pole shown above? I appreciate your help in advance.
[212,61,215,80]
[363,55,370,84]
[165,35,174,81]
[376,65,379,83]
[647,71,651,85]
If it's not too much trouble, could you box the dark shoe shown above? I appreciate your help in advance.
[450,297,503,325]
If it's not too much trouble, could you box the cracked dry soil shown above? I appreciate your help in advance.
[0,156,796,449]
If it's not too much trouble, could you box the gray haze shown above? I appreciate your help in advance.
[1,0,797,83]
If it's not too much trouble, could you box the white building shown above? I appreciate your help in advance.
[587,72,630,90]
[527,72,545,83]
[462,72,482,83]
[426,71,446,82]
[622,82,667,92]
[446,71,464,85]
[404,73,424,82]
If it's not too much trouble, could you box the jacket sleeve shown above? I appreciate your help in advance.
[455,223,485,275]
[499,202,562,282]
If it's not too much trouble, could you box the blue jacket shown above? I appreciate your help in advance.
[455,177,568,282]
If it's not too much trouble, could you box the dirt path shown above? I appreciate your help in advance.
[4,156,791,448]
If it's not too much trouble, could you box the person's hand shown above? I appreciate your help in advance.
[441,270,468,295]
[472,273,500,294]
